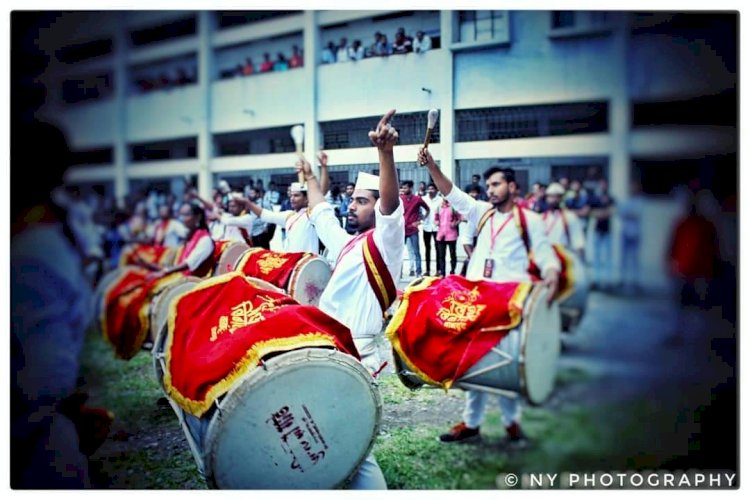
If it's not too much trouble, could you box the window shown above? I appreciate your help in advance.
[633,154,736,199]
[632,90,737,128]
[130,16,196,47]
[321,111,440,150]
[70,147,113,166]
[217,11,298,30]
[549,11,611,37]
[130,137,197,162]
[56,38,113,64]
[456,10,509,45]
[214,126,296,157]
[62,73,112,104]
[455,102,608,142]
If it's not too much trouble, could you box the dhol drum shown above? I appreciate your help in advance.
[236,249,331,306]
[148,277,203,344]
[213,241,252,276]
[93,265,142,335]
[151,279,380,489]
[119,243,177,269]
[392,282,561,405]
[556,246,589,329]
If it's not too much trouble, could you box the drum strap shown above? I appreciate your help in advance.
[514,206,542,281]
[363,231,398,314]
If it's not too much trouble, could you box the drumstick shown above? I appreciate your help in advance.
[422,109,439,149]
[290,125,305,183]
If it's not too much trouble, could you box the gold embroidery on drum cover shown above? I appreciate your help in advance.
[209,296,280,342]
[257,252,290,274]
[437,287,486,333]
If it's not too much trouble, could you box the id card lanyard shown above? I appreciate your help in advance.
[484,211,514,277]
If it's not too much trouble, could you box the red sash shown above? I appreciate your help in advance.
[176,229,216,277]
[362,231,398,314]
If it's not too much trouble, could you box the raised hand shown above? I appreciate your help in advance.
[368,109,399,151]
[417,147,435,168]
[317,151,328,168]
[295,154,314,180]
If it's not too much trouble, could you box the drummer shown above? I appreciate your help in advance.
[297,110,404,490]
[417,147,560,446]
[148,202,215,279]
[541,182,586,260]
[238,157,330,254]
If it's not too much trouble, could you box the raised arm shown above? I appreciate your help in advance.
[368,109,399,215]
[318,151,330,196]
[235,194,263,217]
[418,147,453,197]
[296,155,326,209]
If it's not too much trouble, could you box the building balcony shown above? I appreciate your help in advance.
[126,84,202,142]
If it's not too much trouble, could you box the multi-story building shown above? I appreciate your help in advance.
[30,10,737,288]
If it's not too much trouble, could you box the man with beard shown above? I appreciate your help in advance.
[541,182,586,261]
[297,110,404,489]
[417,147,560,446]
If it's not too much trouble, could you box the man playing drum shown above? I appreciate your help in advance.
[238,157,330,254]
[417,147,560,445]
[541,182,586,260]
[296,109,404,489]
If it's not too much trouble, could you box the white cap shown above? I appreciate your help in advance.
[290,182,307,193]
[355,172,380,191]
[218,180,230,193]
[545,182,566,196]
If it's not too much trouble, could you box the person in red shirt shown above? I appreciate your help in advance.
[242,57,254,76]
[400,180,430,276]
[259,53,273,73]
[289,45,304,68]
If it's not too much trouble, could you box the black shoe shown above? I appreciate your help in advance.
[439,422,480,443]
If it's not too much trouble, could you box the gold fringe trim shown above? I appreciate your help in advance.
[553,244,576,302]
[164,332,337,417]
[362,241,390,311]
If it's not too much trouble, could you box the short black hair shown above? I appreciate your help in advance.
[483,166,517,187]
[346,182,355,189]
[427,183,437,190]
[401,180,414,188]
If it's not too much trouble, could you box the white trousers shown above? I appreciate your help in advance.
[348,336,387,489]
[462,390,521,429]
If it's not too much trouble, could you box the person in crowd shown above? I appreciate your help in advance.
[435,198,461,276]
[619,180,645,292]
[147,204,186,248]
[259,53,274,73]
[322,41,337,64]
[589,179,616,289]
[414,31,433,53]
[340,182,356,233]
[349,39,365,61]
[392,27,413,54]
[242,57,254,76]
[417,181,427,197]
[400,180,430,277]
[273,53,289,71]
[421,183,442,276]
[289,45,304,68]
[336,38,349,63]
[263,181,281,207]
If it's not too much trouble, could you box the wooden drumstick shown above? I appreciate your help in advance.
[422,109,439,149]
[290,124,305,183]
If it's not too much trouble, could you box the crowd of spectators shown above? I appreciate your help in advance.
[321,27,433,64]
[224,45,304,79]
[134,67,197,93]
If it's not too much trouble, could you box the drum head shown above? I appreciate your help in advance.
[287,257,331,306]
[215,242,252,276]
[520,285,561,405]
[150,279,201,343]
[204,348,381,489]
[244,276,286,294]
[152,281,199,391]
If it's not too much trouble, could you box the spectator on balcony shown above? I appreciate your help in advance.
[414,31,433,53]
[259,53,274,73]
[336,38,349,63]
[274,53,289,71]
[289,45,304,68]
[392,28,413,54]
[348,39,365,61]
[322,41,337,64]
[242,57,254,76]
[369,32,391,57]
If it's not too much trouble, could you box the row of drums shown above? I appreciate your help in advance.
[94,242,567,489]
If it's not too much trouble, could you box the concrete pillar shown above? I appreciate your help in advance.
[197,11,214,199]
[608,13,632,282]
[439,10,455,182]
[112,14,129,208]
[303,11,321,176]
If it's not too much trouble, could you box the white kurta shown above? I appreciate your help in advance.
[310,200,405,368]
[182,234,214,272]
[218,213,256,243]
[260,208,320,254]
[421,194,443,232]
[445,186,560,283]
[542,209,586,253]
[147,219,187,248]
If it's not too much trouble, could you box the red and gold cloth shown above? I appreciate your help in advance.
[385,275,531,389]
[236,248,312,290]
[174,234,229,278]
[164,272,359,417]
[552,243,576,302]
[101,267,181,360]
[119,243,175,268]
